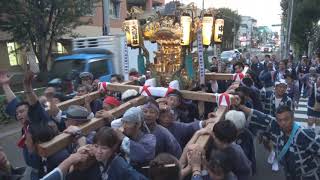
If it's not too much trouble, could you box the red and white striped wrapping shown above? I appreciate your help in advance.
[215,93,232,107]
[98,82,110,92]
[232,72,245,82]
[98,80,180,98]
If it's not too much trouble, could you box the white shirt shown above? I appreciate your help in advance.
[275,97,282,109]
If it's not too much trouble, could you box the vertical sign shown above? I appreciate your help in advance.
[123,40,129,81]
[197,29,205,85]
[214,19,224,43]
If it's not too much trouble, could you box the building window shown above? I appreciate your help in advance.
[7,42,20,66]
[57,42,67,54]
[109,0,120,18]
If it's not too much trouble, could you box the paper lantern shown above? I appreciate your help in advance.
[180,15,192,46]
[214,19,224,43]
[202,16,214,46]
[124,19,140,47]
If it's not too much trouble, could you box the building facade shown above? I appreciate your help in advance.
[237,16,258,48]
[0,0,165,73]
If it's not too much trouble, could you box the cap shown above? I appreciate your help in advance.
[79,72,93,79]
[103,96,121,107]
[121,89,139,101]
[66,105,91,122]
[121,107,144,124]
[225,110,246,130]
[275,79,287,86]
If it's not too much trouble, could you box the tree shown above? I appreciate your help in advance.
[0,0,99,75]
[216,8,241,50]
[281,0,320,56]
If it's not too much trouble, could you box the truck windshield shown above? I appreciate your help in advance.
[50,60,86,80]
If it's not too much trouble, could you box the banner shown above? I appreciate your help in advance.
[197,29,205,85]
[123,40,129,81]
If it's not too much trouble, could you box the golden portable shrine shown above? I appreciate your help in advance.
[123,2,224,89]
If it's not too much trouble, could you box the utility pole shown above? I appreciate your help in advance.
[202,0,205,10]
[102,0,110,35]
[285,0,294,58]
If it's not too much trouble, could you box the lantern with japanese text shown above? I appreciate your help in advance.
[214,19,224,43]
[124,19,140,47]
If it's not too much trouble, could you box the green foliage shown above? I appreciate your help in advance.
[288,0,320,55]
[216,8,241,50]
[0,0,100,72]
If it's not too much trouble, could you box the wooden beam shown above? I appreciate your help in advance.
[205,73,234,81]
[38,96,147,157]
[205,66,249,81]
[195,106,228,148]
[49,80,136,112]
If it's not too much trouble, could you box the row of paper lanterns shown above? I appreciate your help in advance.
[124,15,224,47]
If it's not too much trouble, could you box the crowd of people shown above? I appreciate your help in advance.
[0,51,320,180]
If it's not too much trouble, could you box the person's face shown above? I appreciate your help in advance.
[123,122,139,138]
[265,56,270,62]
[103,104,114,111]
[92,80,99,90]
[275,84,287,97]
[279,62,286,70]
[94,144,114,162]
[44,87,56,100]
[207,166,225,180]
[271,55,276,61]
[212,58,218,65]
[25,132,35,153]
[235,65,243,73]
[159,112,174,128]
[143,107,158,125]
[16,105,29,126]
[52,97,61,104]
[110,77,119,84]
[167,96,180,108]
[276,111,293,135]
[286,77,293,84]
[81,77,93,86]
[317,77,320,87]
[77,87,88,96]
[267,63,273,71]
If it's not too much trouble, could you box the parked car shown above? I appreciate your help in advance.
[220,50,241,63]
[260,44,273,53]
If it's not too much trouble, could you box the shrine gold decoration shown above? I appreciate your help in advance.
[123,3,224,89]
[180,15,192,46]
[214,19,224,43]
[202,16,214,46]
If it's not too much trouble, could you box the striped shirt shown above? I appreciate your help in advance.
[249,109,320,179]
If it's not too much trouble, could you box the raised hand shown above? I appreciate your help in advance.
[23,70,35,86]
[0,71,12,85]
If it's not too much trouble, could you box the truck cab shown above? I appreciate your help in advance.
[51,53,114,82]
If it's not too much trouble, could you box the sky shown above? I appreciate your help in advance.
[165,0,282,27]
